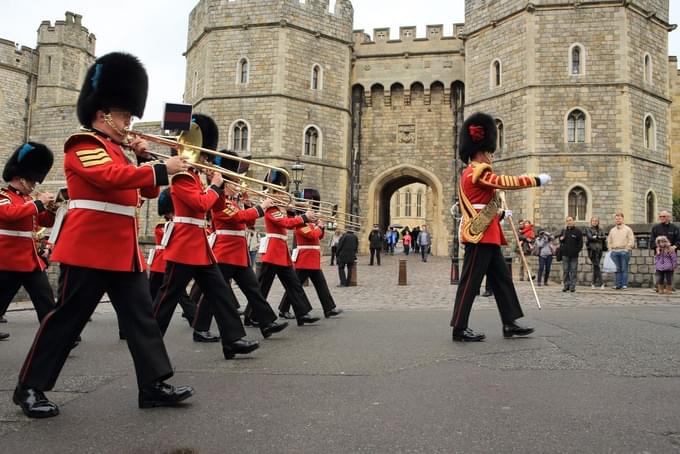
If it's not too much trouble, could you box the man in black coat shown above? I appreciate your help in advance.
[559,216,584,292]
[336,230,358,286]
[650,210,680,251]
[368,224,383,266]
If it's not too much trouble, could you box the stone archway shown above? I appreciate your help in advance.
[363,164,448,256]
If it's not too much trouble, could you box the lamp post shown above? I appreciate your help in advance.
[291,156,305,195]
[450,82,464,284]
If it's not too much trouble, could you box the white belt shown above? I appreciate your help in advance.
[173,216,205,227]
[68,199,136,217]
[0,228,33,238]
[215,229,247,237]
[472,204,487,210]
[266,233,288,241]
[155,245,165,250]
[296,245,320,250]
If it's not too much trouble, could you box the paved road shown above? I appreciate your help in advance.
[1,255,679,453]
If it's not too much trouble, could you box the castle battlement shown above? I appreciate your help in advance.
[37,12,95,54]
[353,23,464,45]
[0,38,38,74]
[352,24,464,58]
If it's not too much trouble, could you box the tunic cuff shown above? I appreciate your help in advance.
[255,205,265,217]
[153,164,169,186]
[33,200,45,213]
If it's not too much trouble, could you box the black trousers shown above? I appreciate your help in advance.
[450,243,524,331]
[19,265,173,390]
[0,270,55,321]
[279,268,336,315]
[257,262,312,318]
[149,271,196,320]
[370,248,381,266]
[153,261,245,345]
[337,262,354,286]
[193,264,276,331]
[330,246,337,265]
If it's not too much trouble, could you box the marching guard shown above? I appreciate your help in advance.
[278,189,343,319]
[152,114,259,360]
[0,143,57,340]
[451,112,551,342]
[14,52,194,418]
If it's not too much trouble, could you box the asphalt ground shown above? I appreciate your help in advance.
[0,254,679,453]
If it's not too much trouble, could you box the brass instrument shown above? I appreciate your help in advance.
[124,124,292,192]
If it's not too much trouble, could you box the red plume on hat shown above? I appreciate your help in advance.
[459,112,498,164]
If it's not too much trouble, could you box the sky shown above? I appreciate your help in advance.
[3,0,680,121]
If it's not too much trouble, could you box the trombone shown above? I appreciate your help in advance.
[124,124,292,192]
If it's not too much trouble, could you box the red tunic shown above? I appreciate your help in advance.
[162,170,220,266]
[261,207,306,267]
[212,196,263,267]
[148,222,167,273]
[0,186,55,272]
[459,161,539,246]
[51,133,164,271]
[293,223,324,270]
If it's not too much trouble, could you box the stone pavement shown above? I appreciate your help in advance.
[1,255,679,453]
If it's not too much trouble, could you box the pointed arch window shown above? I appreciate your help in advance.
[570,44,585,76]
[416,191,423,217]
[644,114,656,150]
[311,64,322,90]
[304,126,320,157]
[567,109,586,143]
[232,121,249,152]
[405,190,412,217]
[238,58,249,84]
[646,191,656,224]
[396,192,401,216]
[568,186,588,221]
[644,53,652,84]
[491,60,502,87]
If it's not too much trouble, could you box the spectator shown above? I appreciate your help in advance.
[412,226,421,253]
[418,224,431,262]
[518,219,536,281]
[654,235,677,295]
[367,224,383,266]
[650,210,679,292]
[584,216,607,289]
[329,229,342,266]
[387,228,398,255]
[535,230,555,286]
[403,231,412,255]
[247,228,260,269]
[559,216,584,292]
[607,212,635,290]
[336,229,358,287]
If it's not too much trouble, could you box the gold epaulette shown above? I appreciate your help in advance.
[470,162,492,184]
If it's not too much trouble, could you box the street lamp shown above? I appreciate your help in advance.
[291,156,305,194]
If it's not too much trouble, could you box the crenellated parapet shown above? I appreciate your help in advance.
[0,39,38,75]
[37,11,96,55]
[352,24,464,57]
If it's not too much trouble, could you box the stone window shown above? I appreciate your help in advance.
[567,109,586,143]
[646,191,656,224]
[644,114,656,150]
[568,186,588,221]
[490,59,502,88]
[495,119,504,151]
[238,58,249,84]
[416,192,423,217]
[192,71,198,98]
[311,64,322,90]
[303,125,321,157]
[644,53,652,84]
[232,120,249,152]
[396,192,401,216]
[569,44,585,76]
[430,81,444,104]
[405,190,412,217]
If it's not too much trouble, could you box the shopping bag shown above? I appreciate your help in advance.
[603,251,616,273]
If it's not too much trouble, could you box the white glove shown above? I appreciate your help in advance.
[504,210,512,218]
[537,174,552,186]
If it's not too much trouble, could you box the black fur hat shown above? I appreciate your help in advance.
[3,142,54,183]
[263,169,289,188]
[157,188,174,216]
[459,112,497,164]
[77,52,148,128]
[191,114,219,151]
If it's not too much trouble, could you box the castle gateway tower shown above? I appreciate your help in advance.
[184,0,354,211]
[463,0,675,229]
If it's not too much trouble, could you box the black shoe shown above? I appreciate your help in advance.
[324,308,343,318]
[562,287,568,292]
[13,386,59,418]
[0,315,6,323]
[260,321,289,339]
[570,288,575,293]
[193,330,220,343]
[243,317,261,328]
[0,332,9,340]
[503,322,535,338]
[278,311,295,320]
[223,338,260,359]
[481,291,492,297]
[452,328,486,342]
[297,313,320,326]
[138,382,194,409]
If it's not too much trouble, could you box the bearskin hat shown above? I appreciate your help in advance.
[263,169,289,189]
[157,188,174,216]
[2,142,54,183]
[77,52,148,128]
[191,114,219,151]
[459,112,498,164]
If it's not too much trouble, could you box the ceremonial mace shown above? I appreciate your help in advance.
[498,191,542,310]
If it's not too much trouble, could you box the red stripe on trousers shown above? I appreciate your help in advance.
[452,245,479,328]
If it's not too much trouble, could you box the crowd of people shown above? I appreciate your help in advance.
[367,224,432,263]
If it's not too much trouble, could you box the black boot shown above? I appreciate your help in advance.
[193,330,221,343]
[297,313,320,326]
[0,332,9,340]
[503,321,535,338]
[278,311,295,320]
[451,328,486,342]
[13,386,59,418]
[324,308,343,318]
[223,338,260,359]
[260,321,289,339]
[138,382,194,408]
